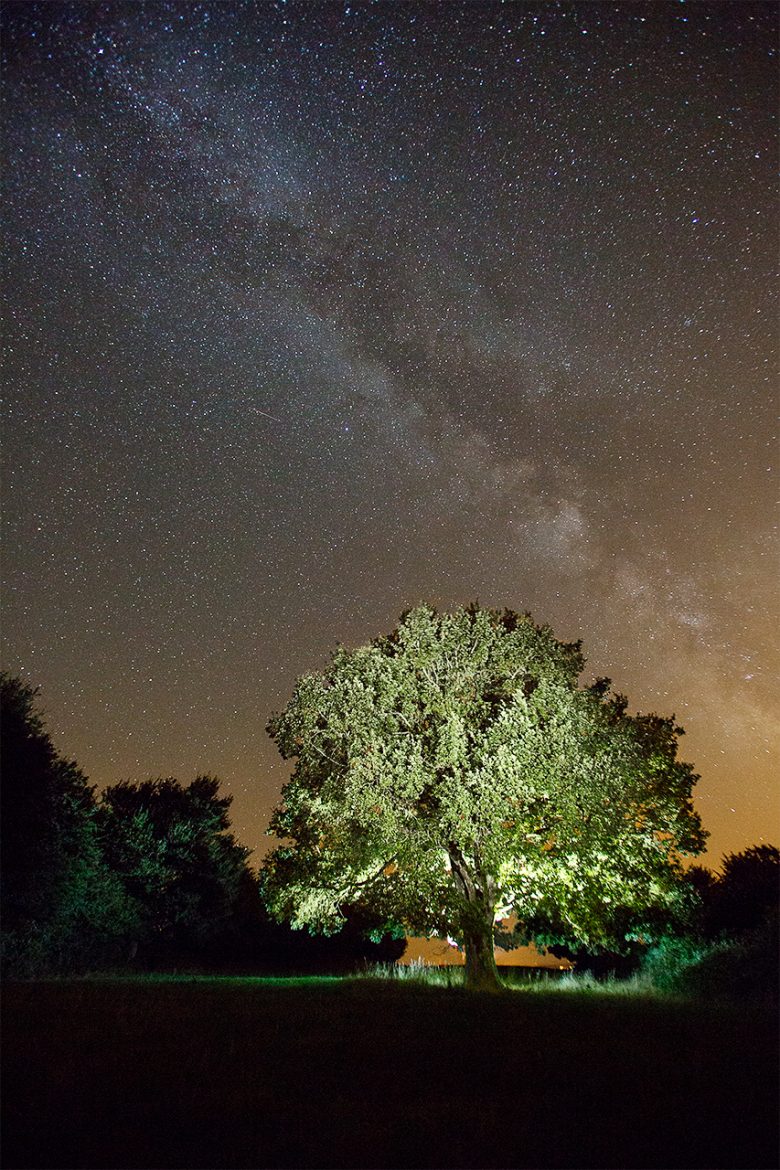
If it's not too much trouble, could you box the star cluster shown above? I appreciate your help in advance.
[3,1,777,863]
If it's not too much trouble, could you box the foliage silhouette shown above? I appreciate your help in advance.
[0,674,137,975]
[705,843,779,939]
[97,775,253,964]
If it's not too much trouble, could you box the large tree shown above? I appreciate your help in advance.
[263,605,706,990]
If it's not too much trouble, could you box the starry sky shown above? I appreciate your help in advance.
[3,1,777,870]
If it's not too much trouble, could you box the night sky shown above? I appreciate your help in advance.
[3,1,777,869]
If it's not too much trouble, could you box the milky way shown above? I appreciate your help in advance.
[3,1,777,864]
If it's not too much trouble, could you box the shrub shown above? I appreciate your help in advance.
[643,918,778,1004]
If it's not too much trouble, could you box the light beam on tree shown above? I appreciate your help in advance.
[262,604,706,991]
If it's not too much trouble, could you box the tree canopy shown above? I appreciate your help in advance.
[263,604,707,989]
[98,776,252,957]
[704,844,779,940]
[0,673,137,975]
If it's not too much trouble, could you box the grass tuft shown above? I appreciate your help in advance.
[360,960,664,996]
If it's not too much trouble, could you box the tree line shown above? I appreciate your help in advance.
[0,673,403,977]
[2,603,777,991]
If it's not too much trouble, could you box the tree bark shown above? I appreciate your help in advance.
[462,917,502,992]
[448,843,503,992]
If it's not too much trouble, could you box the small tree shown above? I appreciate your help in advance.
[263,605,706,990]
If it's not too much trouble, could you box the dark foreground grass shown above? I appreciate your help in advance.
[2,977,777,1170]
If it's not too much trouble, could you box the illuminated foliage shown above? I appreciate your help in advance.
[263,605,707,990]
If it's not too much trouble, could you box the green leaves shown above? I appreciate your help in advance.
[263,604,706,955]
[98,776,251,946]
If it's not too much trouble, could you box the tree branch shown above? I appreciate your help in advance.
[341,856,397,901]
[448,842,477,902]
[311,740,346,770]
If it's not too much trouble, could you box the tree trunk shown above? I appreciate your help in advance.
[462,917,503,992]
[447,843,503,992]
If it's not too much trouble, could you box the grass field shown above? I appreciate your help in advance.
[2,975,777,1169]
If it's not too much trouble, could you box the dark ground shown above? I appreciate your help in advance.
[2,977,777,1169]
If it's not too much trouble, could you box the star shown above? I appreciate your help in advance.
[2,0,776,865]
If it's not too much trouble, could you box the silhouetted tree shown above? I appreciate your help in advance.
[262,604,706,991]
[685,862,717,903]
[0,674,137,974]
[98,775,252,963]
[705,844,779,939]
